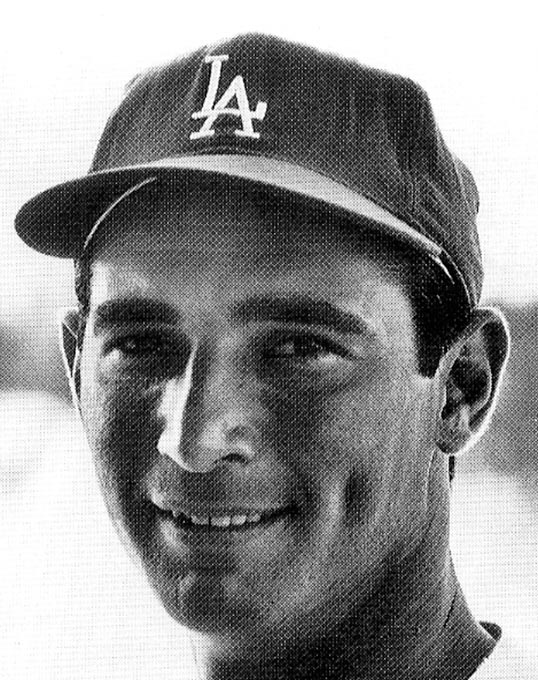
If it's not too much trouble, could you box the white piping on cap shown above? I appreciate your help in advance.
[82,176,158,253]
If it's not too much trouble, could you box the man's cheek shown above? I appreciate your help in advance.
[314,365,398,455]
[82,376,162,491]
[266,383,343,482]
[319,376,419,494]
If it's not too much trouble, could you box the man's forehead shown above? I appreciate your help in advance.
[82,184,417,339]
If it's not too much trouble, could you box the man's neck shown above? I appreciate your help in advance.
[336,553,496,679]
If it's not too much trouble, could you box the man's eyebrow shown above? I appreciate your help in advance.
[230,295,376,336]
[92,298,181,330]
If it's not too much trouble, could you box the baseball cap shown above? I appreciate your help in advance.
[15,33,483,308]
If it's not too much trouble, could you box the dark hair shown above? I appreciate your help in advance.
[402,257,469,377]
[74,254,91,343]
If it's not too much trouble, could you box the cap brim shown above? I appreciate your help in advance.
[16,153,445,263]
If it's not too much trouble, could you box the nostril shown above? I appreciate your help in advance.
[221,451,250,465]
[219,424,256,464]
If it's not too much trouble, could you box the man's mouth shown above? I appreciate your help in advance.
[153,503,294,531]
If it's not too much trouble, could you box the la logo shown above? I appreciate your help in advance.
[190,54,267,140]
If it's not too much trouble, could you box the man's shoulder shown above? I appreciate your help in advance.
[471,623,536,679]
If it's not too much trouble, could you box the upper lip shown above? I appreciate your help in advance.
[148,490,291,518]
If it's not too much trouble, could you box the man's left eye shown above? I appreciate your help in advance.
[267,335,346,364]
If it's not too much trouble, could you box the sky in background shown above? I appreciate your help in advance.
[1,0,537,323]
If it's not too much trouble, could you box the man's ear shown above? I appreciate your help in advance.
[436,307,510,455]
[58,307,81,406]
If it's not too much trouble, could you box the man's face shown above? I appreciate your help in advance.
[78,184,443,648]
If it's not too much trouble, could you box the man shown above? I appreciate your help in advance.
[15,33,522,678]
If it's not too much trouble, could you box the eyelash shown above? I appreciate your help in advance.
[262,332,350,362]
[107,330,183,359]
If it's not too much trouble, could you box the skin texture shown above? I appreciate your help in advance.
[68,183,507,679]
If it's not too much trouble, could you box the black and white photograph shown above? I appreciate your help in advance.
[2,2,537,678]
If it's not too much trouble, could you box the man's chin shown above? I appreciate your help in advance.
[150,567,259,636]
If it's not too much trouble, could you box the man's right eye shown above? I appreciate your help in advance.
[104,329,185,362]
[100,328,191,380]
[113,333,168,357]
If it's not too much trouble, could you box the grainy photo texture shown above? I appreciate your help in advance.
[3,13,537,680]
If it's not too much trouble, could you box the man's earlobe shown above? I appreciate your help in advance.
[58,307,81,404]
[436,307,510,455]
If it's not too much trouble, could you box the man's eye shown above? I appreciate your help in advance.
[103,329,189,378]
[113,333,170,357]
[267,335,346,364]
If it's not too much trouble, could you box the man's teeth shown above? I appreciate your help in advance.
[171,511,264,527]
[211,516,231,527]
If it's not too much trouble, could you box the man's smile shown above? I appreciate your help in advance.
[155,505,295,531]
[149,490,297,534]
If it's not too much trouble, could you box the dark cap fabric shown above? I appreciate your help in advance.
[15,33,483,307]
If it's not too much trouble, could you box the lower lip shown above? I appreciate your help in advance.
[154,507,295,544]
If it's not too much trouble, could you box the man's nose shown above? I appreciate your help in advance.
[156,348,261,473]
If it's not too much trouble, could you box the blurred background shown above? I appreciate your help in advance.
[1,1,536,677]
